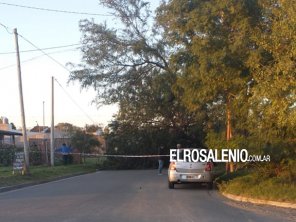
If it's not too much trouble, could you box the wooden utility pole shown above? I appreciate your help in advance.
[226,95,234,173]
[50,76,55,166]
[14,28,30,174]
[43,101,45,127]
[43,101,48,165]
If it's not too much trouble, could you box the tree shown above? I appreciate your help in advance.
[157,0,296,176]
[55,123,80,135]
[10,122,16,130]
[69,0,169,105]
[157,0,263,172]
[104,117,204,169]
[246,0,296,142]
[85,124,101,133]
[243,0,296,178]
[69,0,203,141]
[70,129,100,163]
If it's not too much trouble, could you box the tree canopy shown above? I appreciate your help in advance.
[70,0,296,175]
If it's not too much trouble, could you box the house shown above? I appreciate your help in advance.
[0,117,22,146]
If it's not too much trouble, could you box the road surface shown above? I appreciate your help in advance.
[0,170,295,222]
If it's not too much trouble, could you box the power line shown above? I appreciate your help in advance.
[0,43,80,55]
[0,48,79,71]
[54,78,97,125]
[0,24,98,128]
[0,22,13,34]
[0,2,112,16]
[0,23,78,72]
[17,33,72,73]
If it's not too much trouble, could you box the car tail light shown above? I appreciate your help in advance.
[205,162,213,171]
[170,162,176,170]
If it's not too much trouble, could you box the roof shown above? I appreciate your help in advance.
[0,129,22,136]
[30,126,49,132]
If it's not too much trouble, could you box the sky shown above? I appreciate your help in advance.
[0,0,160,129]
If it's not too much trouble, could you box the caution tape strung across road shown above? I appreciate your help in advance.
[56,152,170,158]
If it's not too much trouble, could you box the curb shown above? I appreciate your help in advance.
[0,171,94,193]
[221,192,296,209]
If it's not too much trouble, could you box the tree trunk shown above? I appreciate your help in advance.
[226,96,234,173]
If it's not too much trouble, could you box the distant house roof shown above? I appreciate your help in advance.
[0,129,22,136]
[27,128,70,139]
[30,126,49,132]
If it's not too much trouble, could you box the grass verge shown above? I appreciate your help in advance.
[0,158,99,188]
[217,170,296,203]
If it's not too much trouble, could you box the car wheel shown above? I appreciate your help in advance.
[168,181,174,189]
[207,182,213,190]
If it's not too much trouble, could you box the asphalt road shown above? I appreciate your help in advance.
[0,170,295,222]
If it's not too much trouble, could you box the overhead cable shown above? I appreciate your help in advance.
[54,78,98,125]
[0,48,79,71]
[0,22,13,34]
[0,2,112,16]
[0,43,80,55]
[17,33,72,73]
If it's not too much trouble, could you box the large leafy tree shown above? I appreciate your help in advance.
[158,0,261,105]
[244,0,296,176]
[69,0,169,105]
[157,0,262,125]
[70,0,201,138]
[157,0,263,171]
[247,0,296,142]
[157,0,296,175]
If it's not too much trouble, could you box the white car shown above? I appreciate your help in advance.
[168,148,214,189]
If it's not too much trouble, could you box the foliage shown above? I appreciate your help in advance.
[104,119,204,169]
[70,129,100,154]
[69,0,169,105]
[157,0,261,112]
[85,124,101,133]
[157,0,296,174]
[69,0,197,134]
[70,0,296,179]
[29,143,42,166]
[0,145,15,166]
[55,122,81,135]
[10,122,16,130]
[218,170,296,202]
[245,0,296,144]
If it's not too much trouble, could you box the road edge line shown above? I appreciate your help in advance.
[0,171,97,194]
[221,192,296,209]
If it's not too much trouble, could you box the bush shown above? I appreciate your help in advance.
[0,145,15,166]
[29,144,42,165]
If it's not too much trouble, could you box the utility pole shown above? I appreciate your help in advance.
[50,76,55,166]
[226,94,234,173]
[14,28,30,174]
[43,101,45,127]
[43,101,48,165]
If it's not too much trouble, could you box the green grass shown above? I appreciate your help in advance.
[218,171,296,203]
[0,157,101,188]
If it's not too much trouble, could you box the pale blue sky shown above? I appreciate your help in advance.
[0,0,160,129]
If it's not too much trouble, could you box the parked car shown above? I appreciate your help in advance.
[168,148,214,189]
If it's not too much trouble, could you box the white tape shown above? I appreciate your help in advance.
[55,152,169,158]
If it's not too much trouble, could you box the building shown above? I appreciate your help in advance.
[0,117,22,146]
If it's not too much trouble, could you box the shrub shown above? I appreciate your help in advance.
[0,145,15,166]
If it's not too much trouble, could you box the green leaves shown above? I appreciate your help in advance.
[69,1,169,105]
[159,0,295,167]
[70,0,295,171]
[70,130,100,154]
